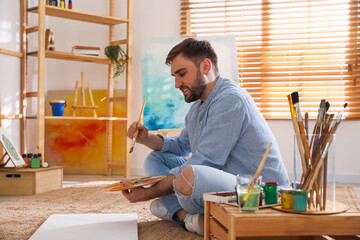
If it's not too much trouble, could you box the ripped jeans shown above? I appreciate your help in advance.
[144,151,237,221]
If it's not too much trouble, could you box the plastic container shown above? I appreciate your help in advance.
[30,154,41,168]
[280,189,293,209]
[264,182,278,204]
[22,154,29,167]
[292,189,308,212]
[50,100,67,116]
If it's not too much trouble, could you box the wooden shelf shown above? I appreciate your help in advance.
[22,0,133,177]
[27,50,111,64]
[0,114,23,120]
[0,48,23,58]
[28,5,128,25]
[45,116,127,121]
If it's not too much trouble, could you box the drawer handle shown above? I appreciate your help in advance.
[6,174,21,178]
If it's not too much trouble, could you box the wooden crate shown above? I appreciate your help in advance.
[0,166,63,195]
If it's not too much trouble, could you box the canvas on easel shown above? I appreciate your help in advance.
[0,127,25,168]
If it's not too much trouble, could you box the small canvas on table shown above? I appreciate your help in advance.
[0,127,25,167]
[29,214,138,240]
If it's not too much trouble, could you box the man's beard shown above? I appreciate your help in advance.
[183,71,207,103]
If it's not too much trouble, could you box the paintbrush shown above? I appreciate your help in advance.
[287,95,307,181]
[240,142,272,208]
[321,113,331,210]
[291,93,321,207]
[291,92,311,167]
[305,112,309,140]
[311,101,326,207]
[302,103,348,191]
[311,100,326,161]
[129,99,146,153]
[290,92,316,205]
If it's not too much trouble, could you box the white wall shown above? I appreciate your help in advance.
[0,1,21,149]
[1,0,359,182]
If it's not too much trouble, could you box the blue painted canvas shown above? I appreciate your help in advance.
[142,36,238,131]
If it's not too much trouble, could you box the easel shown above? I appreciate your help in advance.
[0,103,20,168]
[72,72,99,117]
[0,150,16,168]
[0,109,23,168]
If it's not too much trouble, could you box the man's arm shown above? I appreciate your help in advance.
[127,122,164,151]
[122,174,175,203]
[141,131,164,151]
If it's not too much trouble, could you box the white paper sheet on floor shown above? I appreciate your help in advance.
[29,214,138,240]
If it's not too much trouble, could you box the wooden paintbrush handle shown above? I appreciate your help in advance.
[298,121,311,166]
[133,99,146,140]
[292,118,307,174]
[251,142,272,186]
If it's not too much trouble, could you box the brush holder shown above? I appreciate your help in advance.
[293,134,336,211]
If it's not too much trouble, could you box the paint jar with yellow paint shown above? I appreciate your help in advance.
[280,189,293,209]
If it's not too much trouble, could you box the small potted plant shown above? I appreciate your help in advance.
[104,45,129,79]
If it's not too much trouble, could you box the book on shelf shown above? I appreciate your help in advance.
[71,45,100,56]
[203,191,238,206]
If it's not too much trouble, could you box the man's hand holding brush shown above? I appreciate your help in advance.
[127,123,165,151]
[127,122,149,147]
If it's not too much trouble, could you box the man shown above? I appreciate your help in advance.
[124,38,289,235]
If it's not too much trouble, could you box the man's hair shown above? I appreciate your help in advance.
[165,38,219,74]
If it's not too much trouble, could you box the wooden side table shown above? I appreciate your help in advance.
[204,200,360,240]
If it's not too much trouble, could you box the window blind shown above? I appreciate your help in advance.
[180,0,360,119]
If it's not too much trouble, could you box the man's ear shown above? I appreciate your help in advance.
[201,58,212,75]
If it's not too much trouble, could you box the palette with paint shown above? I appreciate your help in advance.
[105,175,166,191]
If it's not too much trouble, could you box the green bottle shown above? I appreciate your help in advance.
[30,154,41,168]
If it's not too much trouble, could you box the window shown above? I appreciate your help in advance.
[181,0,360,119]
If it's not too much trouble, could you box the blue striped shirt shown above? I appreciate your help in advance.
[160,76,289,189]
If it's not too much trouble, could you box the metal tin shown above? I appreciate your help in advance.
[280,189,293,209]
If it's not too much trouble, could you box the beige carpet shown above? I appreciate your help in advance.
[0,183,358,240]
[0,181,202,240]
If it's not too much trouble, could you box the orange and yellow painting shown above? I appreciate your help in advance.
[45,90,126,175]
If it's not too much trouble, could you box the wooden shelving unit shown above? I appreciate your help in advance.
[44,116,127,121]
[0,48,23,58]
[28,5,128,25]
[0,1,26,162]
[23,0,133,176]
[27,50,113,64]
